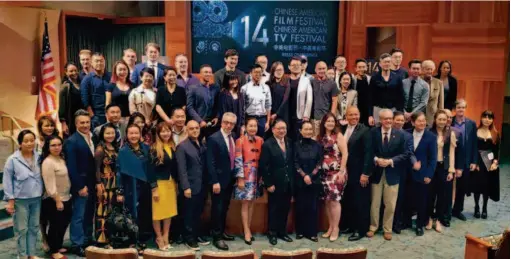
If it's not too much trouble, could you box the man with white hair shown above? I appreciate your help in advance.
[422,60,444,126]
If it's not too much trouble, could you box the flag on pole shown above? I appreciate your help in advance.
[35,17,57,120]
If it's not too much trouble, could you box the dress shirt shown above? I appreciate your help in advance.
[78,130,95,155]
[220,129,233,152]
[453,117,466,146]
[80,71,112,116]
[374,128,394,167]
[345,124,356,141]
[176,73,201,91]
[402,77,429,113]
[186,83,220,123]
[3,150,44,200]
[147,61,159,80]
[172,126,187,145]
[241,81,272,116]
[413,129,424,151]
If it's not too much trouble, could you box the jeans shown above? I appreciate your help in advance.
[13,197,41,257]
[70,195,87,247]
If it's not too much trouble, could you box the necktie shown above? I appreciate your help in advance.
[383,132,389,146]
[406,80,416,112]
[228,135,235,170]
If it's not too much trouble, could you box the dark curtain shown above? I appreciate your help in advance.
[66,17,165,72]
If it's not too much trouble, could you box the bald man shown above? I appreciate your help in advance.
[422,60,444,126]
[311,61,340,136]
[176,120,209,250]
[340,106,372,241]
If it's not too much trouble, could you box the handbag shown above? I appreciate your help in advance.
[106,203,139,248]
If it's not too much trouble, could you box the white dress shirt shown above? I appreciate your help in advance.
[78,130,94,155]
[345,124,356,141]
[221,129,233,152]
[413,129,424,151]
[147,61,158,80]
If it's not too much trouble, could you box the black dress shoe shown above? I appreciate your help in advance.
[392,227,401,234]
[340,228,353,234]
[213,240,229,250]
[222,233,235,241]
[481,211,488,219]
[348,232,363,241]
[453,212,467,221]
[296,234,304,239]
[474,211,481,218]
[251,236,255,241]
[269,236,278,245]
[244,239,252,245]
[278,234,293,242]
[71,247,86,257]
[416,227,424,236]
[307,236,318,242]
[197,236,210,246]
[441,220,450,227]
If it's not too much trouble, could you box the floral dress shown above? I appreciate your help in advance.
[233,135,264,200]
[320,133,347,201]
[94,144,118,244]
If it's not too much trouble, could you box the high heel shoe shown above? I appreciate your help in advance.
[425,218,433,230]
[435,220,443,233]
[329,228,339,242]
[322,229,332,238]
[474,205,481,219]
[155,238,166,251]
[481,209,488,219]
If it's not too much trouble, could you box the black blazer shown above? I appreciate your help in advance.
[342,124,372,185]
[430,128,464,171]
[206,131,235,189]
[151,148,178,182]
[259,136,294,194]
[217,91,245,132]
[451,118,478,168]
[368,127,410,185]
[269,81,291,125]
[64,132,96,194]
[176,138,206,194]
[434,74,457,110]
[293,138,324,189]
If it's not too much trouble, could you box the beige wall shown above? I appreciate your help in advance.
[0,7,61,128]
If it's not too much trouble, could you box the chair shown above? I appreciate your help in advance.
[317,247,367,259]
[261,249,313,259]
[202,249,256,259]
[85,246,138,259]
[465,229,510,259]
[143,249,196,259]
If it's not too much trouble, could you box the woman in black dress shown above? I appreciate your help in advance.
[471,110,500,219]
[59,62,84,137]
[434,60,457,111]
[106,60,132,134]
[218,72,245,139]
[267,61,290,127]
[294,121,324,242]
[155,66,187,126]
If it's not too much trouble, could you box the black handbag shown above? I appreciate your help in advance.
[106,203,139,248]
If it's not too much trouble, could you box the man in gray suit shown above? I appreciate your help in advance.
[402,59,429,128]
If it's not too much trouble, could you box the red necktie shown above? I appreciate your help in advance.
[229,135,235,170]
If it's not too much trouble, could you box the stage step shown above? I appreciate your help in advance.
[0,201,13,242]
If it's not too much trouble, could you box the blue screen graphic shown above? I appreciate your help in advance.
[191,0,339,73]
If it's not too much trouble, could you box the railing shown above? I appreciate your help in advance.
[0,114,23,152]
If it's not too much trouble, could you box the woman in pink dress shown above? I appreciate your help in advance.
[317,112,348,242]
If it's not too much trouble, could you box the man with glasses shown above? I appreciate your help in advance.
[241,64,272,137]
[206,113,238,250]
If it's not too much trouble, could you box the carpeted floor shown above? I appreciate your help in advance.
[0,166,508,259]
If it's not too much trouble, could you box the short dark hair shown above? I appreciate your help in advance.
[245,117,258,126]
[164,66,177,76]
[92,52,104,58]
[140,67,155,78]
[255,54,267,60]
[379,53,391,60]
[105,103,121,112]
[74,109,90,123]
[250,64,263,72]
[289,56,302,64]
[171,107,186,116]
[273,119,287,127]
[393,111,404,118]
[411,111,426,122]
[355,58,368,66]
[408,59,422,68]
[200,64,212,71]
[17,130,36,146]
[224,49,239,59]
[390,48,404,55]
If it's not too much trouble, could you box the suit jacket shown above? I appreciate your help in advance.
[207,131,235,188]
[64,132,95,194]
[217,91,245,133]
[407,129,438,183]
[176,138,207,194]
[452,117,478,168]
[342,123,372,186]
[259,136,294,194]
[131,62,166,88]
[434,74,457,110]
[425,77,444,126]
[368,127,410,185]
[430,128,464,171]
[336,89,358,120]
[151,147,178,182]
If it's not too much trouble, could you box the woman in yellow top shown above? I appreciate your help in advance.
[151,122,178,250]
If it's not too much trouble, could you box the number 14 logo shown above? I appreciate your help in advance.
[241,16,269,48]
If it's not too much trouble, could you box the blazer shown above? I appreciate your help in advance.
[259,137,294,194]
[406,129,438,183]
[131,62,166,88]
[217,91,245,132]
[368,127,410,185]
[293,138,324,189]
[295,75,313,120]
[207,131,235,188]
[452,117,478,168]
[269,81,291,125]
[342,124,372,185]
[425,77,444,126]
[176,138,207,194]
[434,74,457,110]
[151,147,178,182]
[336,89,358,120]
[430,128,464,171]
[64,132,96,194]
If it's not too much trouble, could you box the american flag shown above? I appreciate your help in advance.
[35,18,57,120]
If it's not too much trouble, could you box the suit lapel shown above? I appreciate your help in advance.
[76,133,93,158]
[217,133,229,157]
[347,124,359,147]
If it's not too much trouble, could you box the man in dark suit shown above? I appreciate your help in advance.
[131,42,166,88]
[206,112,237,250]
[366,109,410,241]
[451,99,478,221]
[260,119,294,245]
[404,112,438,236]
[340,106,372,241]
[176,120,210,251]
[64,109,95,257]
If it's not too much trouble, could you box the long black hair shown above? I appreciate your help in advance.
[40,135,64,165]
[222,71,240,94]
[436,60,452,77]
[97,123,120,152]
[61,62,80,84]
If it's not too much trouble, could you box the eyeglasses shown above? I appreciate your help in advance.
[222,121,236,126]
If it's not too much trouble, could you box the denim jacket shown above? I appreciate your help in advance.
[3,150,43,200]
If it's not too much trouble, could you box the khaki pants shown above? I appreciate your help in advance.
[370,171,399,233]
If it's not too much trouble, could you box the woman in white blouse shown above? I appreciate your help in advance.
[129,67,157,126]
[40,135,71,259]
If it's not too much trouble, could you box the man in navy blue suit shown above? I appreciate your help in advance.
[366,109,410,241]
[131,42,166,88]
[206,112,238,250]
[64,109,96,257]
[404,112,437,236]
[451,99,478,221]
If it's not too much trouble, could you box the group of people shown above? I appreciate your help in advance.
[3,43,501,259]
